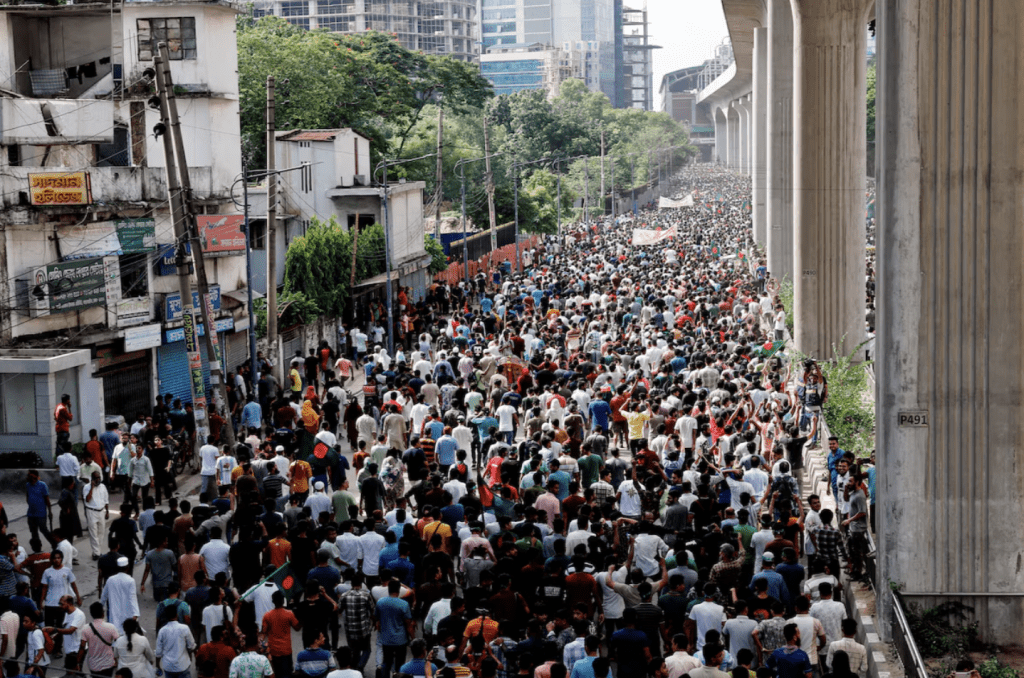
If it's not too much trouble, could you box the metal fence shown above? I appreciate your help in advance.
[446,222,517,262]
[891,591,930,678]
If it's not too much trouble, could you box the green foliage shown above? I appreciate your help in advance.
[425,235,447,274]
[520,169,575,234]
[906,601,978,659]
[779,277,795,333]
[281,216,386,319]
[254,290,322,338]
[867,62,876,147]
[818,338,876,458]
[237,17,492,168]
[977,658,1019,678]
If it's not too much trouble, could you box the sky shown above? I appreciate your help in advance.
[644,0,729,110]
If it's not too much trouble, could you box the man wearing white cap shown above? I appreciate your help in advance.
[304,482,332,524]
[100,556,139,634]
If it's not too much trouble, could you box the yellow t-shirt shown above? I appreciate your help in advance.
[623,410,651,440]
[290,368,302,392]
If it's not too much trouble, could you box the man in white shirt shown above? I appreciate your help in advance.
[56,447,81,484]
[51,595,86,670]
[198,527,231,579]
[630,524,669,578]
[357,519,386,583]
[82,472,109,560]
[199,436,219,498]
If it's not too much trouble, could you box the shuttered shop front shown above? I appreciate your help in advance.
[157,341,212,405]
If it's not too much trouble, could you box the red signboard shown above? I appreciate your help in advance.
[197,215,246,254]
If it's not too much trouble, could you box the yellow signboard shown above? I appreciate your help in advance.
[28,172,92,206]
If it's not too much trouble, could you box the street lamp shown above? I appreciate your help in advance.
[510,155,557,272]
[231,162,314,395]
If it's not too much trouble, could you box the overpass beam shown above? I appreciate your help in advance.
[876,0,1024,647]
[767,0,795,283]
[752,27,768,246]
[791,0,870,359]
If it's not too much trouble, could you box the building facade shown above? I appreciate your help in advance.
[480,0,618,103]
[0,0,252,456]
[252,0,478,62]
[620,4,657,110]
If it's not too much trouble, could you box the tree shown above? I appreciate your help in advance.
[425,235,447,274]
[282,216,387,318]
[866,62,876,176]
[237,17,492,169]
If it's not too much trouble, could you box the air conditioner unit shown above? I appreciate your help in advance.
[352,174,368,186]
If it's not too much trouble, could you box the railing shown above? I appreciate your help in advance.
[891,591,929,678]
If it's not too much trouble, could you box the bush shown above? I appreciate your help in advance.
[0,451,46,469]
[906,600,977,658]
[819,338,876,457]
[978,658,1019,678]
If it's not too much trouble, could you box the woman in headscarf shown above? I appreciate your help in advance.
[298,398,320,460]
[379,447,406,510]
[303,385,321,411]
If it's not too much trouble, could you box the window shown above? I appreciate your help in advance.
[482,8,515,20]
[249,218,267,249]
[280,1,308,16]
[0,373,36,434]
[137,18,197,61]
[317,0,352,12]
[119,253,150,299]
[482,21,516,33]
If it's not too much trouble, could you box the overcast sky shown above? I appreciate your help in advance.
[646,0,729,109]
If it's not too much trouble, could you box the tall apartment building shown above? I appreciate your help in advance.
[480,0,618,103]
[252,0,478,62]
[621,3,658,110]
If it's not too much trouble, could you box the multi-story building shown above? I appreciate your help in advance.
[252,0,478,62]
[620,3,658,110]
[480,43,574,98]
[0,0,251,459]
[480,0,618,103]
[659,64,716,162]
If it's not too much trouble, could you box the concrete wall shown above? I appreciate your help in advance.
[876,0,1024,647]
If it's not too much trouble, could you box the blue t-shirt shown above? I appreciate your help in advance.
[390,558,415,587]
[480,298,493,314]
[399,659,441,678]
[307,566,341,592]
[588,401,611,430]
[25,481,49,518]
[375,596,412,646]
[548,471,571,502]
[378,543,400,572]
[99,431,121,459]
[767,647,812,678]
[295,647,334,677]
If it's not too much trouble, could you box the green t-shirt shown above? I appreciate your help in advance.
[577,453,604,487]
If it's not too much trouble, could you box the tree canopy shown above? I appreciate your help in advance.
[237,17,492,169]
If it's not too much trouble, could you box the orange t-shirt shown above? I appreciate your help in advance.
[268,538,292,568]
[262,607,300,658]
[289,460,312,493]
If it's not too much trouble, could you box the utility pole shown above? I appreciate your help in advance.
[349,214,360,289]
[610,156,615,221]
[583,157,589,225]
[631,155,636,216]
[600,129,606,216]
[555,159,562,238]
[513,163,521,273]
[158,43,234,446]
[433,106,444,240]
[266,75,280,383]
[482,115,498,251]
[153,48,205,431]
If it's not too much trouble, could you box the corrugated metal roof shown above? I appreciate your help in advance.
[279,130,340,142]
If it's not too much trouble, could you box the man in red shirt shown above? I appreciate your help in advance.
[260,590,300,678]
[564,556,603,619]
[610,387,629,448]
[54,394,73,450]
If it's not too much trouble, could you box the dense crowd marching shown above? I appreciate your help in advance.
[5,166,877,678]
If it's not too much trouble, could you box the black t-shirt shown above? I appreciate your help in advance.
[360,477,386,512]
[304,356,319,379]
[295,596,334,647]
[779,436,808,471]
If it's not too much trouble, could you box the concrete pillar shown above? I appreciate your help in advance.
[714,108,727,165]
[727,105,740,170]
[876,0,1024,647]
[736,97,750,175]
[790,0,870,359]
[766,0,794,283]
[752,27,768,246]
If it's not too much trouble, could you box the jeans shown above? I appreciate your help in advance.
[27,516,53,547]
[380,645,407,678]
[153,586,168,602]
[165,670,191,678]
[347,634,372,670]
[201,474,217,499]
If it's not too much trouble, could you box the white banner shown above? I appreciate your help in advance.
[632,225,677,246]
[658,194,694,209]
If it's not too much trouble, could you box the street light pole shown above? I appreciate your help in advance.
[631,155,636,216]
[555,159,562,238]
[454,152,502,292]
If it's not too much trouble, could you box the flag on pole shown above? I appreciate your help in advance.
[240,562,300,605]
[711,245,720,257]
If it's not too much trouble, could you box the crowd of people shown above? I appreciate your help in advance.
[5,166,878,678]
